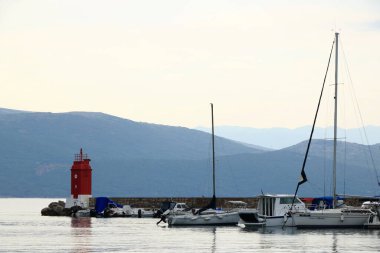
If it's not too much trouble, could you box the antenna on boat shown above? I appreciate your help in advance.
[211,103,216,200]
[332,32,339,209]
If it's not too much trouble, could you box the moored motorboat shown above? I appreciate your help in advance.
[123,205,155,218]
[238,194,306,227]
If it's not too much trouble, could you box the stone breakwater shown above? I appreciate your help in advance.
[87,196,371,210]
[41,197,369,216]
[41,201,83,216]
[89,197,259,209]
[41,197,258,217]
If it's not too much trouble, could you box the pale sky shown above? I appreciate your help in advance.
[0,0,379,128]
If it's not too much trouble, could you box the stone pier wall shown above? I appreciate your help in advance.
[89,197,259,209]
[88,196,373,209]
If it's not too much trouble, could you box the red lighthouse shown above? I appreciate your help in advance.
[66,148,92,208]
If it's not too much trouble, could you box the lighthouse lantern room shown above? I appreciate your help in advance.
[65,148,92,208]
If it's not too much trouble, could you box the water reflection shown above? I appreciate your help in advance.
[71,217,92,228]
[4,199,380,253]
[115,222,380,252]
[70,217,92,253]
[166,226,218,253]
[211,227,216,253]
[332,232,337,253]
[242,225,297,235]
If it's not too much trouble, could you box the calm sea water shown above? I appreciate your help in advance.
[1,198,380,252]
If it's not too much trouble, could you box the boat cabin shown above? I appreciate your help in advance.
[257,194,306,217]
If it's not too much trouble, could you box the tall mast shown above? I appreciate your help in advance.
[211,103,216,199]
[333,32,339,209]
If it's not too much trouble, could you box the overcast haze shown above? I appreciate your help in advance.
[0,0,379,129]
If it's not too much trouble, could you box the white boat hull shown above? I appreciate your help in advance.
[168,212,240,226]
[245,216,297,227]
[292,209,372,228]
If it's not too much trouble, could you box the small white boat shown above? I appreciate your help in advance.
[168,210,240,226]
[238,194,306,227]
[123,205,155,218]
[168,201,247,226]
[102,203,131,217]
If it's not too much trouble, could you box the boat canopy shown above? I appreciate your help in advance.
[308,196,344,210]
[95,197,123,214]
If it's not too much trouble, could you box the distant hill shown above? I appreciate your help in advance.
[0,108,380,198]
[282,139,380,169]
[0,108,30,114]
[0,109,263,161]
[196,125,380,149]
[0,108,262,197]
[280,139,380,197]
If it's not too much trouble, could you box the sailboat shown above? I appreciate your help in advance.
[291,33,375,228]
[168,104,241,226]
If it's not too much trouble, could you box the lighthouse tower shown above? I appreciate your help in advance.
[65,148,92,208]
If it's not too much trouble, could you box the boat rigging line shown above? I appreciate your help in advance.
[290,38,335,209]
[340,38,380,187]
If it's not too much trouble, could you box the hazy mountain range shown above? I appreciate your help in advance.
[1,108,380,198]
[196,125,380,149]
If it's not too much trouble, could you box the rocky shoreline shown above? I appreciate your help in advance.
[41,201,83,216]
